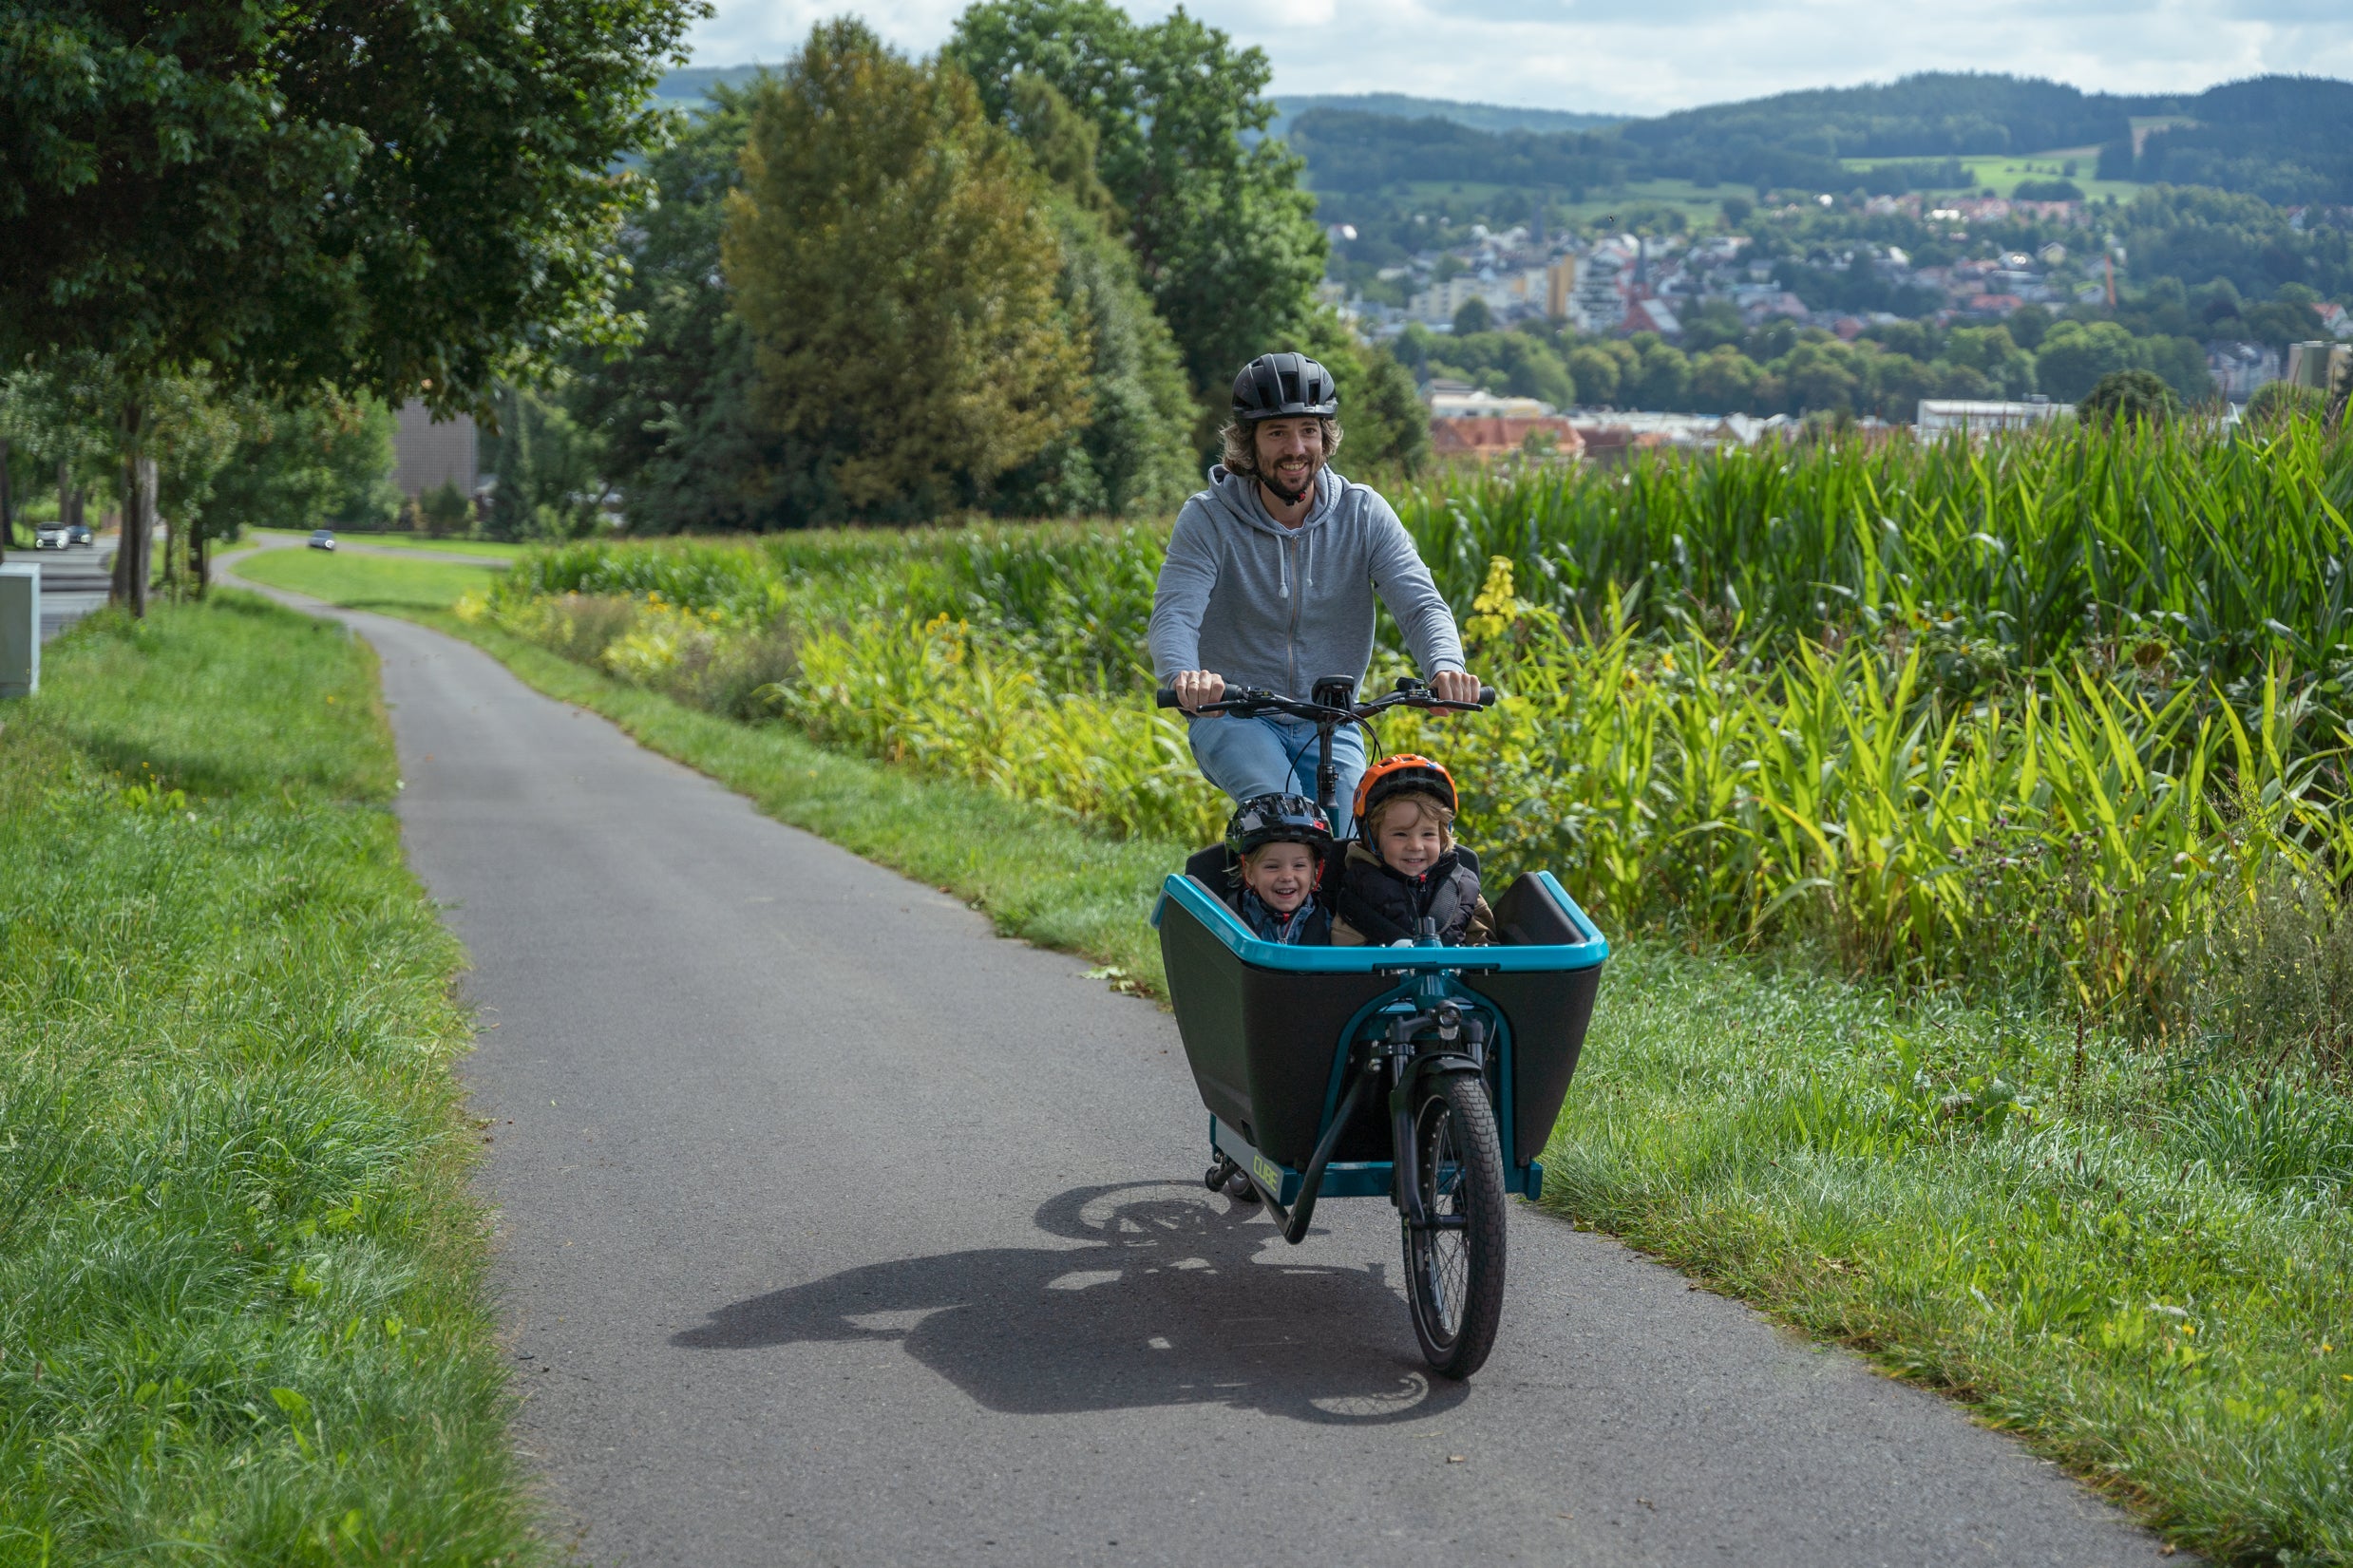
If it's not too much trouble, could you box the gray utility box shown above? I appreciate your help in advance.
[0,563,38,698]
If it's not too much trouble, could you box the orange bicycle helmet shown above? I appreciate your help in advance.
[1353,754,1458,836]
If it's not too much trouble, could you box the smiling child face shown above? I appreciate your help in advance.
[1372,797,1450,878]
[1242,841,1318,914]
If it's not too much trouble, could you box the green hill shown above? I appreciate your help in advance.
[1287,72,2353,208]
[1264,93,1621,143]
[656,65,2353,205]
[2107,76,2353,204]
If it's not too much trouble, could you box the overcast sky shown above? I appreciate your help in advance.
[686,0,2353,117]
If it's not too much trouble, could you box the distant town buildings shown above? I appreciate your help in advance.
[1566,247,1626,332]
[2206,343,2283,401]
[1349,191,2342,425]
[392,402,480,499]
[1915,400,2073,437]
[1429,417,1586,463]
[1428,385,1552,420]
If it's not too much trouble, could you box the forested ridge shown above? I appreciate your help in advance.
[1291,71,2353,206]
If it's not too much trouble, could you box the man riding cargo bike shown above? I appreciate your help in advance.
[1145,353,1608,1378]
[1148,350,1483,823]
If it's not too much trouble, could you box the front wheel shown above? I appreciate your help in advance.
[1402,1071,1507,1378]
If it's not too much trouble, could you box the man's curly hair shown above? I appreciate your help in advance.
[1219,415,1342,480]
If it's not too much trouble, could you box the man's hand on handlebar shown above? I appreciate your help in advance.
[1429,669,1481,707]
[1170,670,1226,714]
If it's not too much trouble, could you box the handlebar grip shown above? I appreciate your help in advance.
[1154,688,1181,708]
[1479,686,1499,708]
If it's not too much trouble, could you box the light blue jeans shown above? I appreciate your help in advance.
[1187,712,1367,837]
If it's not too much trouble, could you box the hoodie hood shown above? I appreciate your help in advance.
[1201,465,1347,601]
[1202,463,1343,537]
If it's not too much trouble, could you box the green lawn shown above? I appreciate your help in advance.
[249,528,525,561]
[234,545,503,612]
[0,596,540,1563]
[1379,177,1736,227]
[1839,150,2142,204]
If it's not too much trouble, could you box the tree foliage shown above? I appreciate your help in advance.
[722,21,1089,519]
[2077,368,2182,427]
[486,386,610,539]
[1,0,699,412]
[991,197,1199,517]
[562,84,792,534]
[947,0,1326,396]
[202,393,400,538]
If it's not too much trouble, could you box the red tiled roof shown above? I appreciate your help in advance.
[1429,417,1587,461]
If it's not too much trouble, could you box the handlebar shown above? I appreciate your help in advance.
[1153,679,1497,717]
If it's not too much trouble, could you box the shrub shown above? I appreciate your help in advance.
[2247,378,2326,426]
[2076,368,2180,427]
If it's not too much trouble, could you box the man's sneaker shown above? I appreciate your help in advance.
[1224,1170,1260,1204]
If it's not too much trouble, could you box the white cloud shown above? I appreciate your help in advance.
[687,0,2353,116]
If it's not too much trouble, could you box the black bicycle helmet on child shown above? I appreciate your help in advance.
[1232,352,1339,422]
[1224,792,1334,860]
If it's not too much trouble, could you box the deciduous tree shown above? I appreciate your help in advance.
[947,0,1327,397]
[2,0,698,607]
[204,394,399,542]
[722,21,1089,518]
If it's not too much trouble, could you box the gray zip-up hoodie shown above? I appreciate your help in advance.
[1148,465,1465,697]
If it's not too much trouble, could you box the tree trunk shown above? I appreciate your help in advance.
[0,437,12,561]
[112,397,150,617]
[135,457,157,616]
[193,525,209,600]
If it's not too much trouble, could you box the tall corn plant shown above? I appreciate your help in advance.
[1395,423,2353,684]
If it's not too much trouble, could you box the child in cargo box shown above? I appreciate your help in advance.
[1216,793,1334,945]
[1330,755,1492,948]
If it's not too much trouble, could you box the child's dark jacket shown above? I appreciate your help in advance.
[1329,841,1493,947]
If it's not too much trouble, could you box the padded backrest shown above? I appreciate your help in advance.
[1492,871,1583,947]
[1184,843,1233,893]
[1183,841,1343,902]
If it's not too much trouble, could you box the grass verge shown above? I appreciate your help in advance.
[237,546,508,614]
[0,595,540,1564]
[241,555,2353,1564]
[249,530,525,561]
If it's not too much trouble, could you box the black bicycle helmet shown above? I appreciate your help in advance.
[1232,352,1339,423]
[1224,792,1334,860]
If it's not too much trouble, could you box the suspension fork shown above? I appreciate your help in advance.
[1384,976,1490,1232]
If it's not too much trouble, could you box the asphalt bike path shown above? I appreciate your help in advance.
[240,573,2174,1566]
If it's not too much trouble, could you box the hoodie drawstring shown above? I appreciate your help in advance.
[1276,529,1289,600]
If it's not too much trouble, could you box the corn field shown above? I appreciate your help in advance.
[474,420,2353,1040]
[1397,421,2353,683]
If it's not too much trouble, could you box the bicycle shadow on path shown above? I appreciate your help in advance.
[672,1182,1471,1426]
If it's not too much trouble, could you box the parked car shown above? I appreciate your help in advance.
[33,522,67,549]
[308,529,336,551]
[66,521,92,547]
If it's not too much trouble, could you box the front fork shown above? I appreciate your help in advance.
[1382,971,1488,1233]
